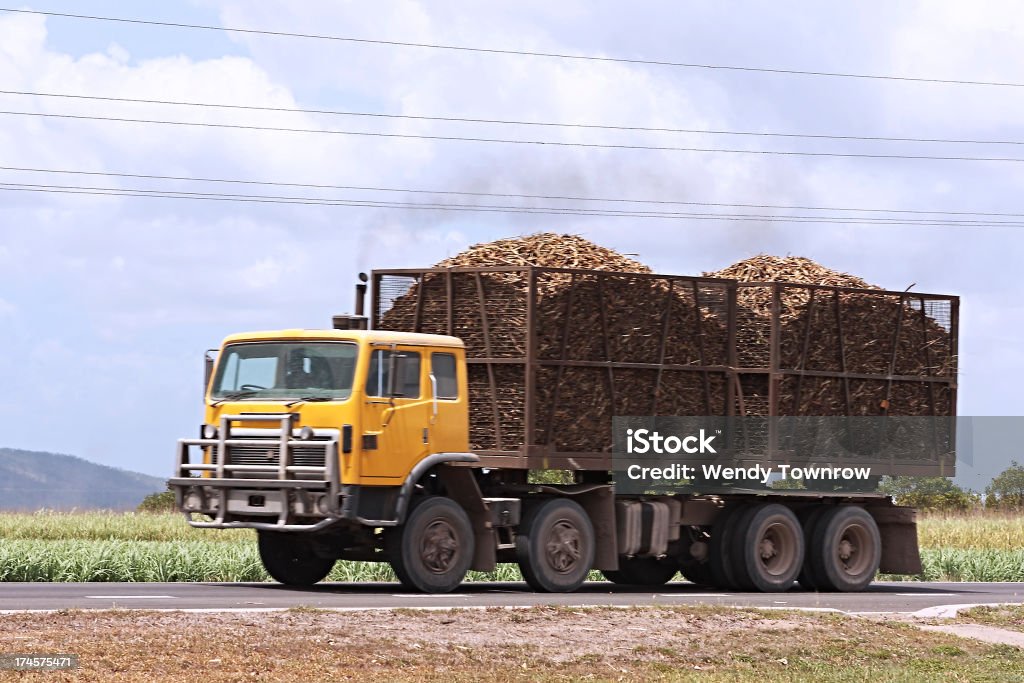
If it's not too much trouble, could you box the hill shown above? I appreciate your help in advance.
[0,448,167,511]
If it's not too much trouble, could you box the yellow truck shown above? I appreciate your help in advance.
[170,266,957,593]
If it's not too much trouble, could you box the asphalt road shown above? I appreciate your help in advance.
[2,582,1022,615]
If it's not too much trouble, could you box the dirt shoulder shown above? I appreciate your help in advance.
[2,606,1022,682]
[952,604,1024,633]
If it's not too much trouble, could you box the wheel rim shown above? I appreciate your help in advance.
[756,520,799,578]
[544,519,582,574]
[420,519,460,573]
[834,523,873,577]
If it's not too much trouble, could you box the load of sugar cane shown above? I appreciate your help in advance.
[377,237,954,454]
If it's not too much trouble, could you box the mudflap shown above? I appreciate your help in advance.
[869,505,923,575]
[438,466,497,572]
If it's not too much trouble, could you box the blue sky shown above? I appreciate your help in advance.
[1,1,1023,490]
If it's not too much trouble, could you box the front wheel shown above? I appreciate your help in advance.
[387,496,474,594]
[257,531,335,586]
[517,498,595,593]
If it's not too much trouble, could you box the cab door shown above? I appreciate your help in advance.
[427,349,469,454]
[360,346,432,483]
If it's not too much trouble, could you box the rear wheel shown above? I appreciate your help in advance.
[808,506,881,592]
[602,557,678,586]
[257,531,335,586]
[731,504,804,592]
[708,505,746,590]
[387,496,474,594]
[797,506,829,591]
[517,498,595,593]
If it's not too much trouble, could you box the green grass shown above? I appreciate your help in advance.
[1,510,1022,583]
[914,549,1024,582]
[916,511,1024,550]
[906,511,1024,582]
[0,537,549,583]
[0,510,247,542]
[0,538,526,583]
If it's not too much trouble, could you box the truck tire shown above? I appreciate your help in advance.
[708,505,747,590]
[730,504,804,592]
[797,506,829,591]
[257,531,335,586]
[387,496,474,594]
[517,498,595,593]
[602,557,678,586]
[679,560,715,587]
[808,506,881,592]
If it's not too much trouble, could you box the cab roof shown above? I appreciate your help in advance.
[222,329,464,348]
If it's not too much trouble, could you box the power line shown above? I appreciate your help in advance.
[3,89,1021,147]
[2,165,1021,219]
[6,110,1024,163]
[2,7,1021,88]
[3,181,1022,227]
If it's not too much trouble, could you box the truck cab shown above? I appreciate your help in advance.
[171,328,475,530]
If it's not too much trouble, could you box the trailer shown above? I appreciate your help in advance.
[170,265,958,593]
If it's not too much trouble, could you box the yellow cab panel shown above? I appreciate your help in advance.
[203,329,470,487]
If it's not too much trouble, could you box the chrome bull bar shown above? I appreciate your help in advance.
[169,413,343,531]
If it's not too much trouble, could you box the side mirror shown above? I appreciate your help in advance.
[204,349,219,396]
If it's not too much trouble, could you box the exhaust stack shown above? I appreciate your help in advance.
[331,272,369,330]
[355,272,368,316]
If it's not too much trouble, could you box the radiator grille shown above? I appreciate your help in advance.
[210,443,327,468]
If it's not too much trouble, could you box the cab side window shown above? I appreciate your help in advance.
[365,350,421,398]
[432,352,458,399]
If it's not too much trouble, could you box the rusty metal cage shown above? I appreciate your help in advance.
[372,268,958,474]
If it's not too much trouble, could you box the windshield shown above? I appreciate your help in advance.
[211,342,357,401]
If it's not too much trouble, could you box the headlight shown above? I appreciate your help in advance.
[202,424,218,440]
[315,495,330,514]
[299,426,314,440]
[184,491,202,511]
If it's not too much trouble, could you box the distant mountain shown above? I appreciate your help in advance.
[0,448,167,511]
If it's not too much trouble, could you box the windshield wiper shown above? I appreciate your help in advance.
[223,390,261,400]
[210,390,260,406]
[282,396,335,407]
